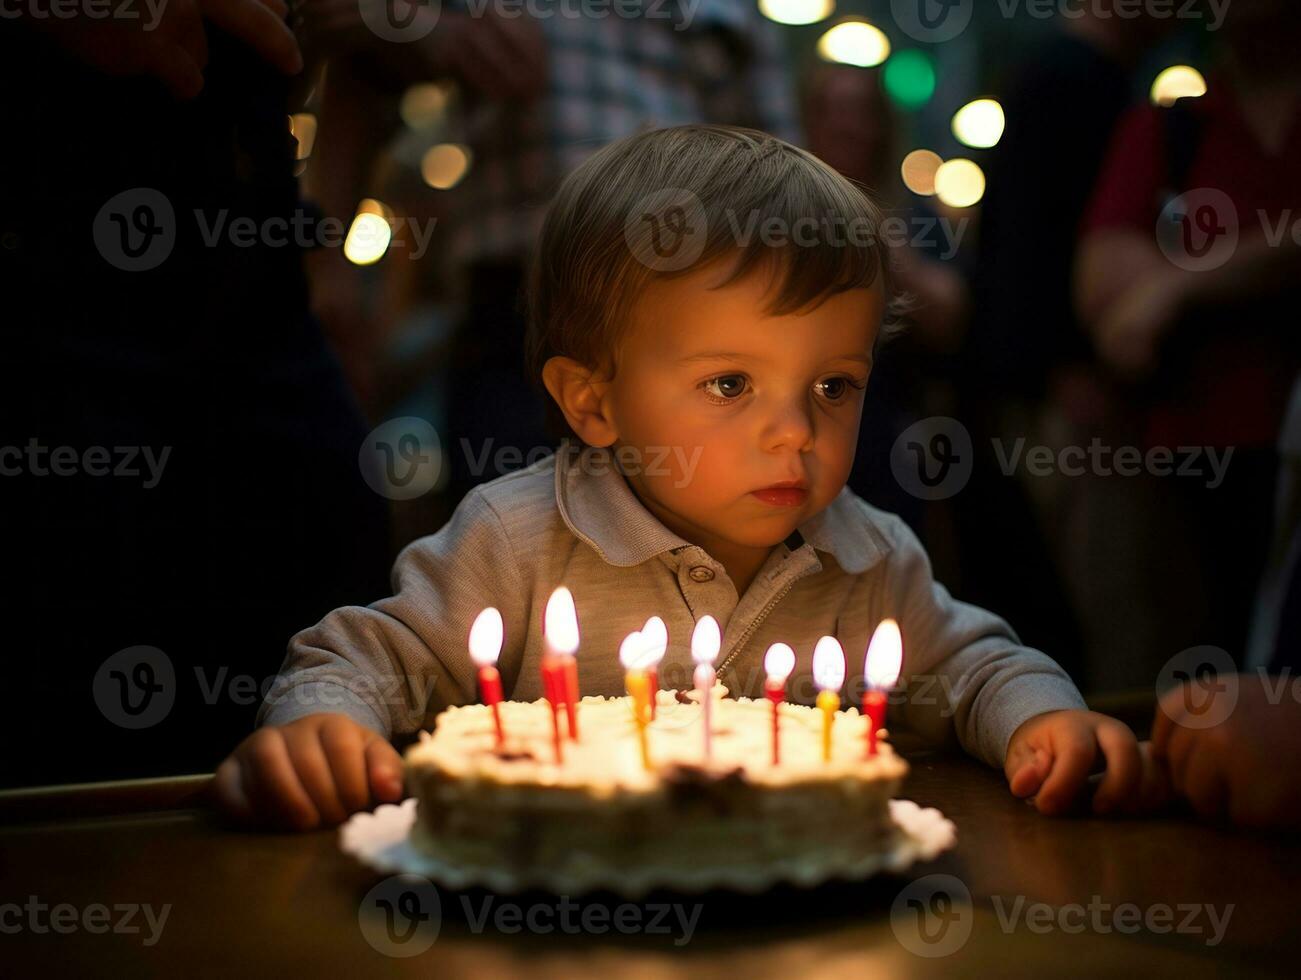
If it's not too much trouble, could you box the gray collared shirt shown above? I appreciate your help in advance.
[259,442,1086,767]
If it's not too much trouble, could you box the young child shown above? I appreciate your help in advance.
[215,124,1143,829]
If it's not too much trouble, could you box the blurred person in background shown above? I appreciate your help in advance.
[963,3,1176,687]
[800,61,967,551]
[1,2,391,786]
[294,0,801,508]
[1076,0,1301,670]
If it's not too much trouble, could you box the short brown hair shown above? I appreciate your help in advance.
[526,124,900,443]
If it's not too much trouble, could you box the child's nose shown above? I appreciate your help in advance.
[761,398,816,454]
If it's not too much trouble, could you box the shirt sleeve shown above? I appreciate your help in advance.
[875,511,1087,767]
[256,488,529,738]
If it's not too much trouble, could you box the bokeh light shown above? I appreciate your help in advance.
[901,149,944,196]
[400,83,452,129]
[883,50,937,110]
[421,144,471,190]
[344,199,393,266]
[1150,66,1207,107]
[934,158,986,208]
[759,0,834,26]
[816,20,891,68]
[952,98,1006,149]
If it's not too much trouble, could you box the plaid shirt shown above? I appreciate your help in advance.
[444,0,801,268]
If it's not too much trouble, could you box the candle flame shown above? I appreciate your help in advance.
[543,586,579,657]
[865,618,903,689]
[640,615,668,666]
[468,607,503,666]
[763,642,795,681]
[691,615,721,665]
[812,635,846,691]
[619,630,657,671]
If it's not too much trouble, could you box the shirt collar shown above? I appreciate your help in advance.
[553,441,889,574]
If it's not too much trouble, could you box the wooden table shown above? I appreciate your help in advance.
[1,746,1292,978]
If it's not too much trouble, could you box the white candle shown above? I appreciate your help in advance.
[691,615,721,763]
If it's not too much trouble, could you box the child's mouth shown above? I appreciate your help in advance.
[750,486,809,507]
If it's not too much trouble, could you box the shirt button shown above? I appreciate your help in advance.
[688,565,715,583]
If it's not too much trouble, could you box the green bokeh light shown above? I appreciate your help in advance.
[884,50,937,111]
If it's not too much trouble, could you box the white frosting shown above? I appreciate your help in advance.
[405,683,907,793]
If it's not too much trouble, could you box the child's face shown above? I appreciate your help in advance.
[602,258,884,555]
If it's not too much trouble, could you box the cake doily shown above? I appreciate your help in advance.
[340,798,956,898]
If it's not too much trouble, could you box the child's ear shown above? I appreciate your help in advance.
[541,356,618,448]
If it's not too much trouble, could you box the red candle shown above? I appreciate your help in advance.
[763,643,795,766]
[862,619,903,758]
[543,587,581,742]
[468,607,506,747]
[541,655,565,764]
[862,689,886,757]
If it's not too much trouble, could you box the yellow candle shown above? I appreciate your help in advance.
[818,689,839,761]
[625,669,652,770]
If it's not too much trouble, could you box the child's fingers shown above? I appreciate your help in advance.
[212,756,253,824]
[282,725,348,826]
[1008,751,1049,799]
[319,718,372,814]
[244,730,321,830]
[1034,726,1096,815]
[364,735,405,803]
[1090,721,1141,815]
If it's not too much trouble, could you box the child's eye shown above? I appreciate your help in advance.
[700,374,750,403]
[815,376,868,403]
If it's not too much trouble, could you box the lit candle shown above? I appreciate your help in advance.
[619,631,653,770]
[862,619,903,757]
[812,635,846,762]
[640,616,667,721]
[763,642,795,766]
[468,607,505,747]
[691,615,721,763]
[544,586,581,741]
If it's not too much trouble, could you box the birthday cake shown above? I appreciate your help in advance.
[403,683,909,887]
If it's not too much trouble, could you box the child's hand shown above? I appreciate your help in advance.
[1004,710,1142,816]
[213,714,404,830]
